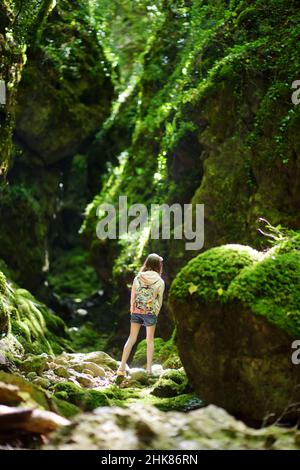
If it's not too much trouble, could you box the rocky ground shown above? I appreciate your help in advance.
[0,348,300,450]
[46,403,300,451]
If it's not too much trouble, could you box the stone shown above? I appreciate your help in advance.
[0,381,23,405]
[26,372,38,381]
[169,243,300,425]
[151,369,189,398]
[77,362,106,378]
[54,366,71,379]
[128,369,150,385]
[0,404,70,434]
[84,352,118,370]
[32,377,51,389]
[76,373,95,388]
[45,403,300,450]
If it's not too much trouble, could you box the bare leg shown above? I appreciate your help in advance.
[119,322,141,371]
[146,324,156,373]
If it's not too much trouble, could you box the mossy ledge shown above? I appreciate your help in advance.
[0,267,70,356]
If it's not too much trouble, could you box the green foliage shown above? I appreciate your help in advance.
[0,184,46,289]
[256,221,300,253]
[89,0,164,89]
[41,0,111,83]
[7,0,56,46]
[69,324,108,353]
[48,248,99,301]
[82,0,300,293]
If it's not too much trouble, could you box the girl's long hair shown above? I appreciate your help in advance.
[141,253,163,275]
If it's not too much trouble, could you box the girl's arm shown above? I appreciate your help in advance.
[157,280,165,313]
[130,277,138,313]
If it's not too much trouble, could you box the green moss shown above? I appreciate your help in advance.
[53,380,143,411]
[53,381,111,410]
[0,184,46,289]
[69,324,108,353]
[150,393,204,412]
[227,251,300,336]
[52,381,86,406]
[0,371,49,409]
[0,269,70,355]
[0,271,6,295]
[151,369,189,398]
[83,389,111,410]
[47,248,99,301]
[19,354,49,374]
[132,331,181,369]
[0,293,10,333]
[52,396,81,418]
[170,245,260,303]
[10,288,70,354]
[158,330,182,369]
[0,0,51,175]
[171,225,300,338]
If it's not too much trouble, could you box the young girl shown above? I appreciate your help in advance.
[117,253,165,376]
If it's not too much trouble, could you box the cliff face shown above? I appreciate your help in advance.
[0,1,56,176]
[15,0,113,164]
[1,1,300,448]
[1,1,300,317]
[0,0,113,295]
[81,0,300,342]
[1,1,300,346]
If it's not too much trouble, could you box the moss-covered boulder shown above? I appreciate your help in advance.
[46,403,300,450]
[169,243,300,425]
[0,269,70,356]
[151,369,189,398]
[0,370,77,422]
[132,331,182,369]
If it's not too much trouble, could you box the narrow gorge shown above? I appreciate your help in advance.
[1,0,300,451]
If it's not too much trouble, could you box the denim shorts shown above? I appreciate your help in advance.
[130,313,157,327]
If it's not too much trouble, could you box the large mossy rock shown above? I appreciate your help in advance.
[0,268,70,356]
[169,243,300,425]
[46,403,300,450]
